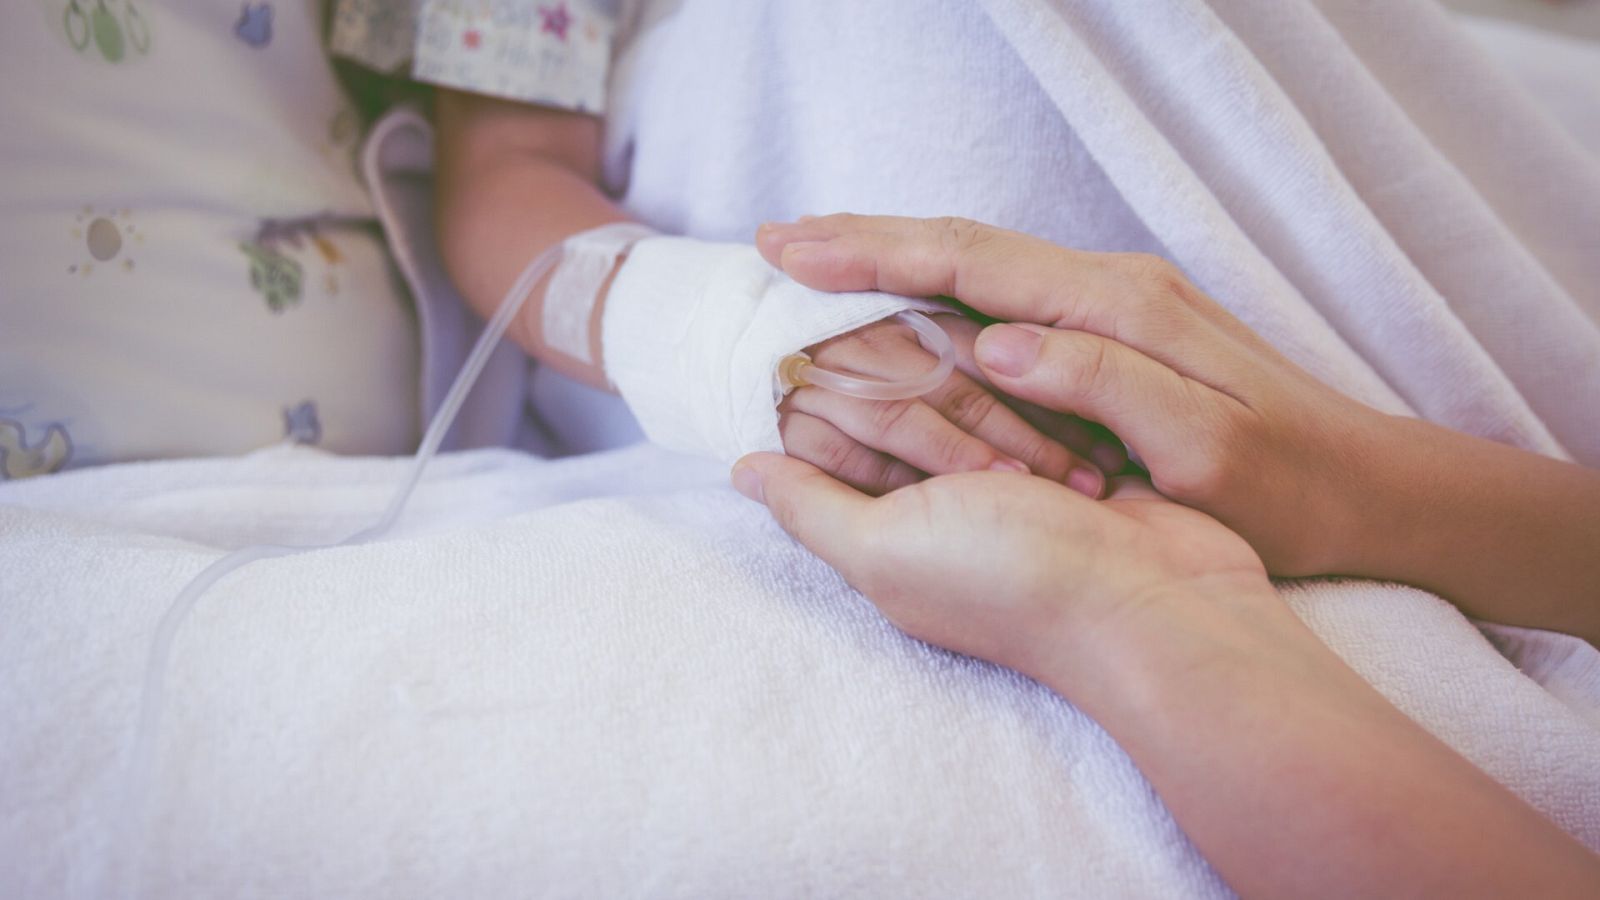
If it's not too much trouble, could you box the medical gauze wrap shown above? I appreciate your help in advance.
[602,236,947,463]
[543,222,660,363]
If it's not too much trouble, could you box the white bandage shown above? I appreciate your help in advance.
[601,236,948,463]
[543,222,659,364]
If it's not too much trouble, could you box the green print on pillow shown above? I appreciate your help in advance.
[240,217,360,313]
[63,0,150,63]
[240,241,305,313]
[0,418,72,480]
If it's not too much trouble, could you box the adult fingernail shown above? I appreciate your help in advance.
[975,324,1042,377]
[989,458,1030,474]
[731,463,765,503]
[781,241,826,263]
[1067,466,1104,498]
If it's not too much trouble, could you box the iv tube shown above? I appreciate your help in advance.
[110,247,954,894]
[110,244,564,897]
[779,310,956,401]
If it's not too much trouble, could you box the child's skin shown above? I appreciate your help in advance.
[433,90,1115,494]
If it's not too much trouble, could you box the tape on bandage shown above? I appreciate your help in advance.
[544,222,659,364]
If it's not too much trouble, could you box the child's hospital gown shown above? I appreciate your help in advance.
[334,0,1166,452]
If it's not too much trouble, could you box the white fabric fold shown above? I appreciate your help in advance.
[973,0,1600,463]
[4,446,1598,897]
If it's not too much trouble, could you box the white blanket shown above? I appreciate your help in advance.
[3,443,1598,898]
[5,3,1600,897]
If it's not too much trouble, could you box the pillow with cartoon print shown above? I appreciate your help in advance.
[0,0,419,480]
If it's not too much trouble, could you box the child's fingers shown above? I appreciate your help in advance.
[1004,399,1130,475]
[798,315,1102,493]
[776,410,924,496]
[806,315,934,380]
[918,371,1104,497]
[783,387,1024,479]
[802,317,1021,475]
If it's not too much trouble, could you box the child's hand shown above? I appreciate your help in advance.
[779,313,1120,496]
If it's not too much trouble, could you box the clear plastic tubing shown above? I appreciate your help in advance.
[780,310,956,401]
[108,244,563,898]
[108,246,954,896]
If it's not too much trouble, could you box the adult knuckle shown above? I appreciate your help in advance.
[1155,411,1239,501]
[932,216,990,254]
[1105,254,1199,344]
[1057,335,1112,402]
[1122,253,1195,306]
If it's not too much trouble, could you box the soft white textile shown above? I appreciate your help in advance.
[1457,13,1600,159]
[2,444,1598,899]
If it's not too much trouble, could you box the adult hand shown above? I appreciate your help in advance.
[729,450,1600,900]
[757,213,1600,644]
[756,214,1381,577]
[730,453,1266,687]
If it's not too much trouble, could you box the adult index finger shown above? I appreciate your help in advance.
[973,323,1236,493]
[757,215,1091,327]
[756,215,1224,372]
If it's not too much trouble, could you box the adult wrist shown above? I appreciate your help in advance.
[1325,409,1455,584]
[1294,401,1411,579]
[1032,575,1286,719]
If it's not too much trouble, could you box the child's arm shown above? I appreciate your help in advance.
[434,88,629,390]
[432,91,1110,489]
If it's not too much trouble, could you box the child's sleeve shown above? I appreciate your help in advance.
[329,0,617,114]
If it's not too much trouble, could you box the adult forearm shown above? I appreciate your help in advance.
[1347,413,1600,645]
[1052,586,1600,899]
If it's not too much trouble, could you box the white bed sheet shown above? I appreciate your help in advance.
[2,443,1598,898]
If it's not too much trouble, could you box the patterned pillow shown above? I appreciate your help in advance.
[0,0,419,479]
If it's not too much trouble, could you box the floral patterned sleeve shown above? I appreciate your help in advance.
[330,0,616,114]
